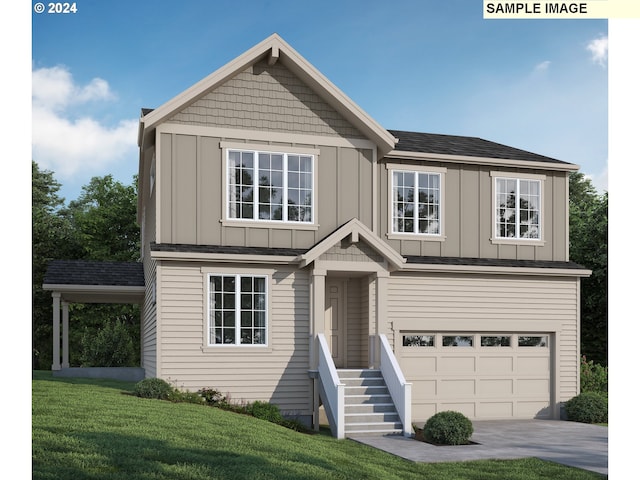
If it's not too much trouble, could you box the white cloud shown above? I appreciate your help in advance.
[32,66,137,178]
[534,60,551,72]
[586,163,608,194]
[587,35,608,67]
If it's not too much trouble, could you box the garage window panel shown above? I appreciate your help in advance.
[403,334,435,347]
[481,335,512,347]
[442,335,474,347]
[518,335,548,347]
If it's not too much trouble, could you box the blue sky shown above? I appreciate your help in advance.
[31,0,611,203]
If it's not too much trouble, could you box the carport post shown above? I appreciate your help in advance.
[61,301,69,368]
[51,292,61,370]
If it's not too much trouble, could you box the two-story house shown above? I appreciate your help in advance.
[47,34,591,438]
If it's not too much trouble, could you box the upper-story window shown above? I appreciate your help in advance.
[391,169,442,235]
[227,149,314,223]
[494,177,542,240]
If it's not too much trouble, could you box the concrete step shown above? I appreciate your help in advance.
[344,385,390,396]
[345,403,397,414]
[340,377,386,387]
[337,369,382,379]
[344,421,404,434]
[344,394,393,405]
[345,412,401,424]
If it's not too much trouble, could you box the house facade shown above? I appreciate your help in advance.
[135,34,590,437]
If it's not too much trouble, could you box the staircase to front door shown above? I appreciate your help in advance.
[338,369,404,436]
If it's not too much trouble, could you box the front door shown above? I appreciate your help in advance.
[324,279,346,368]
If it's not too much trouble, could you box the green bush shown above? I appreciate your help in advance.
[564,392,608,424]
[198,388,227,406]
[580,356,608,394]
[424,411,474,445]
[246,401,283,424]
[134,378,173,400]
[80,319,136,367]
[167,388,205,404]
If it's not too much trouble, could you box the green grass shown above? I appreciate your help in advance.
[32,371,605,480]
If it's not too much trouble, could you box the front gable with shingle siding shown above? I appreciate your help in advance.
[168,59,366,139]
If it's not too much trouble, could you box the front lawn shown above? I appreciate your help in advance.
[32,371,604,479]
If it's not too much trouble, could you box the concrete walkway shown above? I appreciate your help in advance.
[350,420,608,476]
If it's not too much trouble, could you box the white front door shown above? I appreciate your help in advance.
[324,279,346,368]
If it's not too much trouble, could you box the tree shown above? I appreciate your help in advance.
[32,161,81,368]
[67,175,140,262]
[569,172,608,365]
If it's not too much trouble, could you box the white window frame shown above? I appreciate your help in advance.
[490,172,546,245]
[221,142,319,229]
[206,273,269,347]
[386,164,446,241]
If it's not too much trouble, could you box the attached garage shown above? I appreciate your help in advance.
[398,332,552,421]
[387,269,588,423]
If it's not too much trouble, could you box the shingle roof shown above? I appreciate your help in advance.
[151,242,586,271]
[43,260,144,287]
[389,129,570,165]
[405,255,586,270]
[150,243,306,257]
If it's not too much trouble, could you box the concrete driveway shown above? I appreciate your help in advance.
[350,420,608,476]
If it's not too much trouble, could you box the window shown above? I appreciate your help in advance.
[481,335,511,347]
[442,335,473,347]
[392,170,441,235]
[227,150,313,223]
[495,177,541,240]
[403,334,435,347]
[518,336,548,347]
[208,274,267,346]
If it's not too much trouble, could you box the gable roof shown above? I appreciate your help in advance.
[387,129,579,171]
[297,218,406,270]
[139,34,397,155]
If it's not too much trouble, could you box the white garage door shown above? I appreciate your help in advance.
[399,333,551,422]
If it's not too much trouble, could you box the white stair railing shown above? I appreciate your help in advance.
[379,334,412,436]
[317,334,345,439]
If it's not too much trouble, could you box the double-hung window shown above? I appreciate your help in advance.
[227,149,314,224]
[494,176,542,240]
[391,169,442,235]
[208,274,267,346]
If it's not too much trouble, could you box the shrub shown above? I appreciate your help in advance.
[80,319,136,367]
[167,389,205,404]
[580,356,608,394]
[564,392,608,424]
[134,378,173,400]
[423,411,474,445]
[198,388,227,406]
[246,401,283,424]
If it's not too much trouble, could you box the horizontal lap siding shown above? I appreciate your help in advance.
[158,262,311,414]
[388,273,579,401]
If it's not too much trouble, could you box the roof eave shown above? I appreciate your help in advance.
[386,150,580,171]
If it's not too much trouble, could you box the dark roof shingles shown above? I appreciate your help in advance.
[43,260,144,287]
[388,130,569,165]
[405,255,586,270]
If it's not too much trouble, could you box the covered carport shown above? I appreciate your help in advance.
[42,260,145,377]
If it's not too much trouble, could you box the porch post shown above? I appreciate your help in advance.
[310,268,326,432]
[61,301,70,368]
[374,272,390,368]
[51,292,61,371]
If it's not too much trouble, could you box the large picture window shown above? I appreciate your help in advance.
[227,150,313,223]
[392,170,441,235]
[495,177,541,240]
[208,274,267,346]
